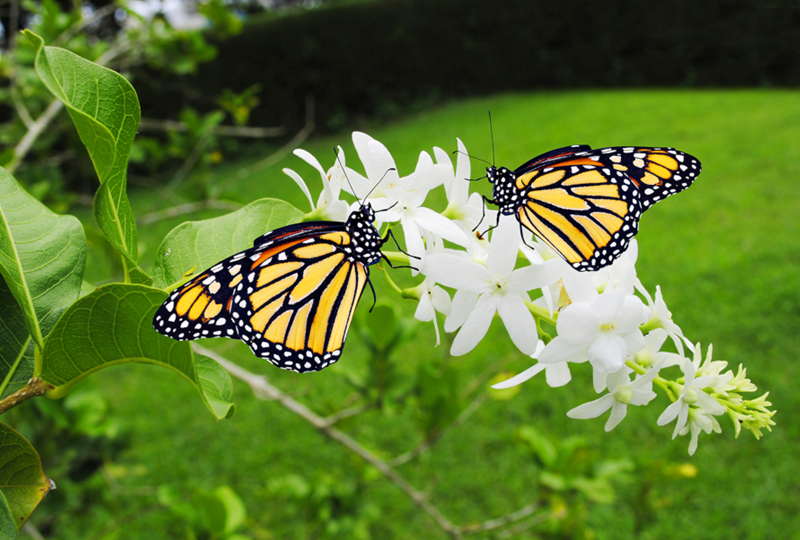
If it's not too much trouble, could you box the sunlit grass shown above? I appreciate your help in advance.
[65,90,800,539]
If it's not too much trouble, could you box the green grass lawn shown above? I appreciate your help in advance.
[48,90,800,539]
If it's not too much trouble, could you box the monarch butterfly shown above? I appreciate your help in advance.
[485,145,701,272]
[153,204,390,373]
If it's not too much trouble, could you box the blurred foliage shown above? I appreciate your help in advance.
[218,85,262,126]
[3,383,129,535]
[135,0,800,133]
[268,467,381,540]
[0,0,246,206]
[159,484,252,540]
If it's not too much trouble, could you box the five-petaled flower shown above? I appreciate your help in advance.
[422,216,561,356]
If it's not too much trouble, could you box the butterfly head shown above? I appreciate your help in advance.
[486,166,518,215]
[359,202,376,223]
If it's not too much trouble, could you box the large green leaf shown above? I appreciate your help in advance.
[0,168,85,373]
[41,284,235,419]
[23,31,149,285]
[151,198,303,289]
[0,490,19,539]
[0,278,33,400]
[0,424,53,529]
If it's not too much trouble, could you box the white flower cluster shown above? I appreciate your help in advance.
[285,132,775,456]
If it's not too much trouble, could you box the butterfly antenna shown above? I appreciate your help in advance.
[333,147,360,206]
[374,201,398,214]
[451,149,492,166]
[488,110,495,166]
[361,167,396,205]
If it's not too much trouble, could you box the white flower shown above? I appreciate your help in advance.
[680,406,723,456]
[423,216,562,356]
[637,283,686,356]
[567,363,661,431]
[283,147,350,221]
[634,329,683,369]
[492,341,573,389]
[537,283,647,374]
[657,349,729,454]
[413,277,452,347]
[433,139,496,233]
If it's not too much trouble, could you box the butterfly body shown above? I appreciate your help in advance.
[486,145,701,272]
[153,204,384,373]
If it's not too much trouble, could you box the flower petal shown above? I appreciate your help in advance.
[507,259,563,293]
[556,303,600,345]
[588,333,627,373]
[497,293,539,355]
[445,290,479,332]
[282,168,315,211]
[568,394,615,419]
[423,253,490,292]
[538,336,589,365]
[605,402,629,431]
[545,361,572,387]
[487,216,521,275]
[450,293,499,356]
[414,207,469,246]
[592,288,625,322]
[492,362,546,389]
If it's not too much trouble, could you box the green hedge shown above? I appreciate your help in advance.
[134,0,800,132]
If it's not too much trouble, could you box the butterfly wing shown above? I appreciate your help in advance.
[231,226,369,373]
[584,147,702,209]
[513,144,592,174]
[153,250,253,341]
[514,146,700,272]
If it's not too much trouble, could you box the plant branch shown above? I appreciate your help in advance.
[7,99,64,173]
[458,502,540,534]
[138,118,285,138]
[165,132,214,192]
[460,352,521,400]
[322,402,373,427]
[136,199,242,226]
[389,393,486,468]
[193,344,462,539]
[496,511,558,539]
[10,84,33,128]
[53,3,118,46]
[212,95,314,198]
[0,378,53,414]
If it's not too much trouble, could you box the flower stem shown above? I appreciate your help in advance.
[524,299,557,326]
[625,359,678,401]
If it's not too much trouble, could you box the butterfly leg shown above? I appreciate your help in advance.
[518,222,539,251]
[478,200,502,239]
[473,195,492,232]
[366,274,378,312]
[382,229,420,260]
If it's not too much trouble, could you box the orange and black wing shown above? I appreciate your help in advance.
[153,221,370,372]
[514,146,700,271]
[230,228,369,372]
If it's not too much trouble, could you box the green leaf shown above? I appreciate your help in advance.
[0,491,19,539]
[41,283,235,419]
[151,198,303,289]
[195,485,246,536]
[570,476,616,504]
[539,471,567,491]
[517,426,558,468]
[23,30,149,285]
[0,167,86,367]
[0,278,33,400]
[0,423,54,529]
